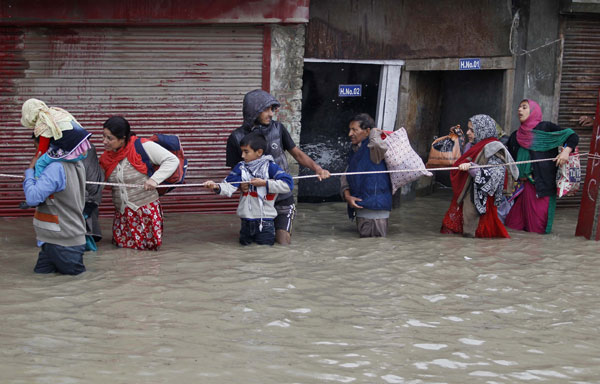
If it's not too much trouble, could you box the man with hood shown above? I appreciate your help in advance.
[226,90,330,245]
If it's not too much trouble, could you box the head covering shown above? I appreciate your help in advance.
[241,90,280,130]
[21,98,80,140]
[46,121,92,159]
[516,99,542,149]
[32,123,93,177]
[469,114,498,143]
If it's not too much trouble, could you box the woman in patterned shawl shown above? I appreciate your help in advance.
[441,114,519,238]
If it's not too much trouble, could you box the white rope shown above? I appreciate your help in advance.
[0,152,588,189]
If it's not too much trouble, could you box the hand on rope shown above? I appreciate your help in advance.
[458,163,472,171]
[0,152,590,189]
[554,146,572,167]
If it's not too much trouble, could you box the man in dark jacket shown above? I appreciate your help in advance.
[226,89,330,245]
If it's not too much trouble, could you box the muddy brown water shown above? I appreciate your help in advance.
[1,191,599,383]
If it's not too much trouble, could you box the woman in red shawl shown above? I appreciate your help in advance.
[99,116,179,250]
[441,114,519,238]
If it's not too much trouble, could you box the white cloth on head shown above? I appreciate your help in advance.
[21,98,79,140]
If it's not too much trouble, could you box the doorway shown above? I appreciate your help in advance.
[298,62,381,202]
[399,63,512,188]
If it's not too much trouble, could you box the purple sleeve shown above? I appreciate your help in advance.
[467,163,479,177]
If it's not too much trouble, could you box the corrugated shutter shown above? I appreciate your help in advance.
[0,26,264,216]
[557,15,600,207]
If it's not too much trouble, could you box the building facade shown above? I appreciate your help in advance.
[299,0,600,206]
[0,0,309,216]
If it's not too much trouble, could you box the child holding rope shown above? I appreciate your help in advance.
[204,133,293,246]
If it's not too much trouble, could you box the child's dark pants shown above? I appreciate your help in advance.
[239,219,275,246]
[34,243,86,275]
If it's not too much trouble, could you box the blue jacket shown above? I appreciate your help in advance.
[347,139,392,211]
[218,160,293,220]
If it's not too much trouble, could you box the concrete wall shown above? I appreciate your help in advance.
[305,0,514,60]
[270,24,306,177]
[511,0,562,131]
[0,0,310,24]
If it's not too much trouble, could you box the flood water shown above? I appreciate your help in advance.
[1,191,600,383]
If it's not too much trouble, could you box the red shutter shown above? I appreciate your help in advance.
[0,26,265,216]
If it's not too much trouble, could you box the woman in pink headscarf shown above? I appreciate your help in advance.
[504,99,578,234]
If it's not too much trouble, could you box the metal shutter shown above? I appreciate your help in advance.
[0,25,264,216]
[557,16,600,207]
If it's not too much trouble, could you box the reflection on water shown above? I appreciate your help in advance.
[1,191,600,383]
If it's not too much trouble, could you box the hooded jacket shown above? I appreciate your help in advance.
[225,90,295,203]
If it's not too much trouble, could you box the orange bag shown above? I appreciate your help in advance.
[426,129,462,168]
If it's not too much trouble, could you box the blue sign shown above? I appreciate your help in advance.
[339,84,362,97]
[459,58,481,70]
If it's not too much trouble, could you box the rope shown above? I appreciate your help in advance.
[0,152,589,189]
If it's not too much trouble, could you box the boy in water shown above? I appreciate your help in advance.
[204,133,293,245]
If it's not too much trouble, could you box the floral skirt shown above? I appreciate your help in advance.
[112,200,163,250]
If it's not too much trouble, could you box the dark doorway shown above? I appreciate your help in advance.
[299,62,380,202]
[432,70,504,186]
[438,70,504,137]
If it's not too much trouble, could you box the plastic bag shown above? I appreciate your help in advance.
[426,128,462,168]
[381,128,432,194]
[556,146,581,198]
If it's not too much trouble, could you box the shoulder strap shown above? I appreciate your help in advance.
[133,138,154,177]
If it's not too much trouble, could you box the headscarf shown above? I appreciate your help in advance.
[99,136,148,179]
[21,98,79,140]
[515,98,576,179]
[516,99,542,149]
[31,120,93,177]
[469,114,498,143]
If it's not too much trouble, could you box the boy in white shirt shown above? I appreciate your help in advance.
[204,133,293,245]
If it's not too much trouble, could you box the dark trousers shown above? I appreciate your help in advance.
[239,219,275,246]
[34,243,86,275]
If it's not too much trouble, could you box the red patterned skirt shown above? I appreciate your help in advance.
[112,200,163,250]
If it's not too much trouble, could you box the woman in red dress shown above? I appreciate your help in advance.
[441,114,519,238]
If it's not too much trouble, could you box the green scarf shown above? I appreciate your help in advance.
[516,128,576,179]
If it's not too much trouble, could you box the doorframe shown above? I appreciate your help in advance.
[401,56,515,131]
[304,58,405,131]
